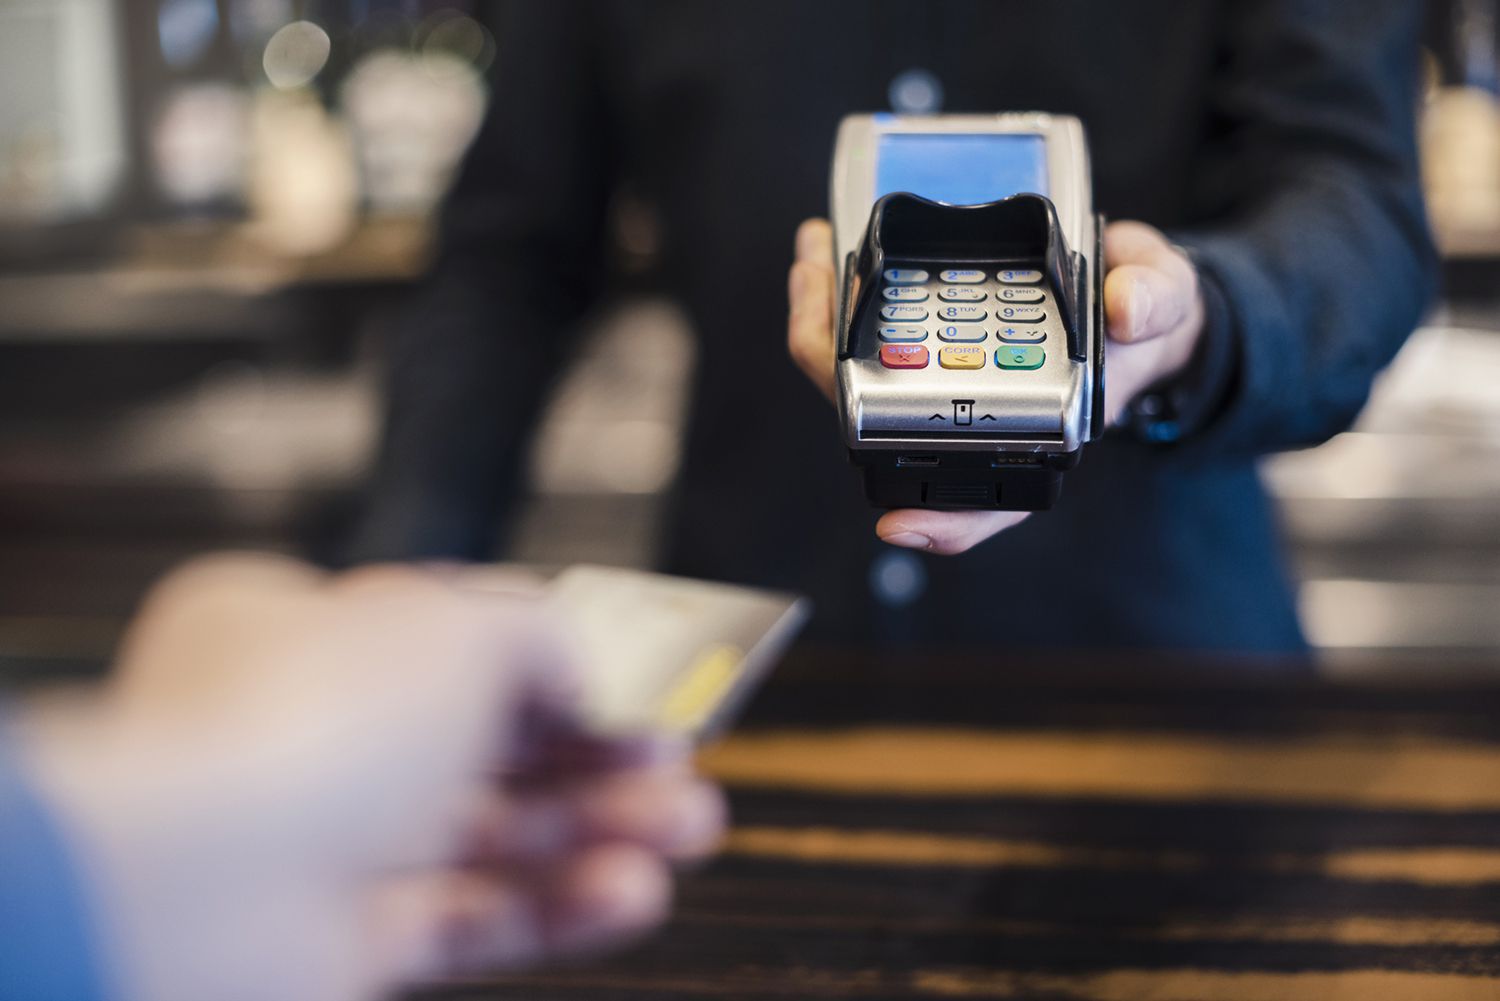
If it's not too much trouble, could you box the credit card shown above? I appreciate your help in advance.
[546,565,810,741]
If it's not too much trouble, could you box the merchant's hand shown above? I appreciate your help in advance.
[787,217,1203,555]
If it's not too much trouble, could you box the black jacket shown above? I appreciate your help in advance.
[353,0,1437,652]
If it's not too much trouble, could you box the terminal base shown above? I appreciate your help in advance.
[853,448,1077,511]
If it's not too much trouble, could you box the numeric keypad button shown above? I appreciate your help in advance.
[996,305,1045,324]
[997,325,1045,343]
[881,304,929,322]
[883,286,928,302]
[878,326,928,343]
[937,324,987,342]
[937,304,987,323]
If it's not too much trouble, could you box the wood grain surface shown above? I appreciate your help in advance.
[413,653,1500,1001]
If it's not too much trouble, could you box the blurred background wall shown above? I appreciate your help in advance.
[1,0,1499,674]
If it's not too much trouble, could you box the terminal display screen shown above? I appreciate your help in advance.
[875,133,1048,206]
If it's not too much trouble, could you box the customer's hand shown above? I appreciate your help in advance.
[21,554,724,1001]
[787,217,1203,555]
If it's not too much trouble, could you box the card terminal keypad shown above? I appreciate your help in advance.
[870,265,1052,374]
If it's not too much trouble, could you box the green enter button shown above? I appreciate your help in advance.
[995,345,1045,370]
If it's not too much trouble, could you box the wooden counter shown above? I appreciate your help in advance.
[419,652,1500,1001]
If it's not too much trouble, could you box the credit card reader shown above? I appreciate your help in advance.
[830,113,1104,510]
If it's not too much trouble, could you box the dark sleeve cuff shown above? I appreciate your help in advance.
[1125,251,1239,446]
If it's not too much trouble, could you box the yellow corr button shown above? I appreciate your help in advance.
[939,345,986,369]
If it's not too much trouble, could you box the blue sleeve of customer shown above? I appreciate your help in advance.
[0,715,110,1001]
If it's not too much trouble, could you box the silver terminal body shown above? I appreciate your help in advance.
[830,113,1100,455]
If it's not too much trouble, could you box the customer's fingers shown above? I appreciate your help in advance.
[373,845,672,981]
[875,508,1031,556]
[371,869,539,982]
[528,844,672,958]
[463,770,726,865]
[1103,221,1199,345]
[787,218,838,401]
[503,729,695,782]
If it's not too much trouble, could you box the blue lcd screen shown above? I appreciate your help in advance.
[875,133,1048,206]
